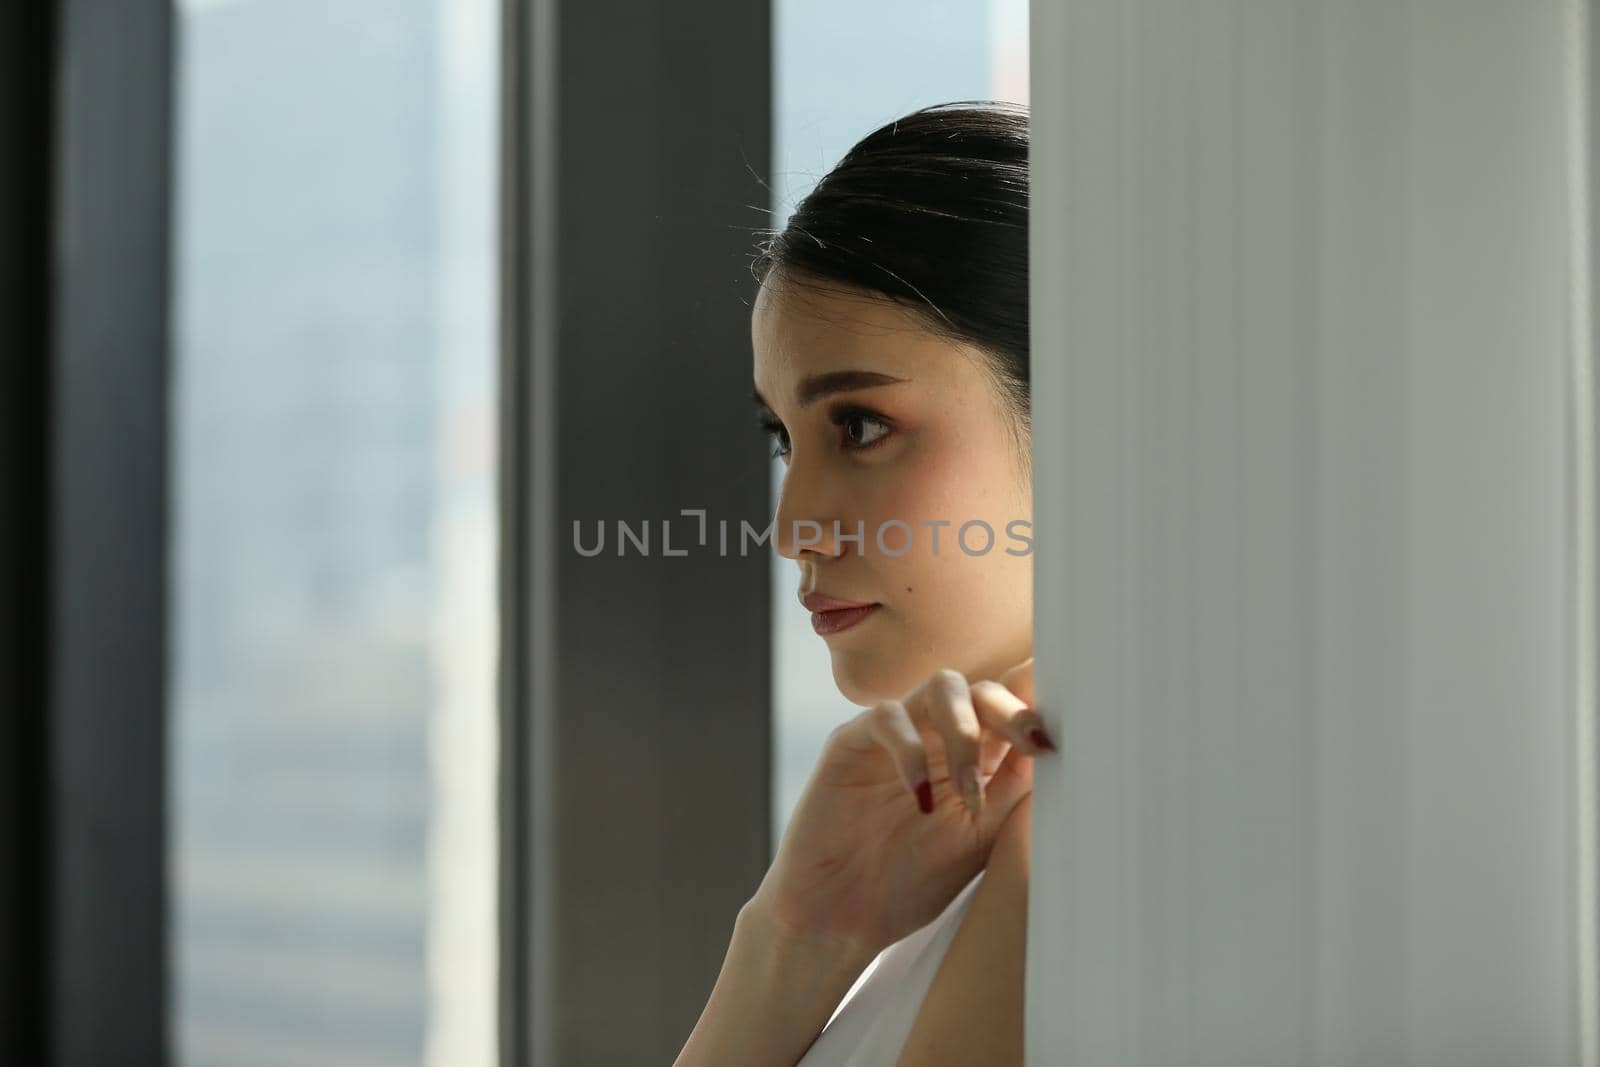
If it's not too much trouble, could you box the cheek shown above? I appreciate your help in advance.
[829,433,1032,697]
[857,436,1029,599]
[860,430,1025,537]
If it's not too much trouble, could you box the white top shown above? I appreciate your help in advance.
[794,869,987,1067]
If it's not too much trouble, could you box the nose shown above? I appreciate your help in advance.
[773,452,844,561]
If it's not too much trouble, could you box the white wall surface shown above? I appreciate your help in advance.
[1028,2,1598,1063]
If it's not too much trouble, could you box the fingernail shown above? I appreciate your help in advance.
[915,779,934,814]
[1029,727,1058,752]
[961,766,984,815]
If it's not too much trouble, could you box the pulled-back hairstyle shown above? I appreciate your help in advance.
[751,100,1030,446]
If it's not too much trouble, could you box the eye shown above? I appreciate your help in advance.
[833,406,893,451]
[758,415,790,459]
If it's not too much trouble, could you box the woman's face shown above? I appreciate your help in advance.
[751,271,1033,706]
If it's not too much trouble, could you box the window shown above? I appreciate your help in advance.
[168,1,499,1062]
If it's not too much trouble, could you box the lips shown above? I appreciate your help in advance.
[799,591,880,635]
[799,591,874,613]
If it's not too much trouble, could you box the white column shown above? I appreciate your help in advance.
[1028,2,1598,1063]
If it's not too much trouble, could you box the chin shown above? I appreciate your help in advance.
[829,647,917,708]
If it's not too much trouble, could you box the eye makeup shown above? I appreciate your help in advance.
[827,404,894,452]
[755,402,897,461]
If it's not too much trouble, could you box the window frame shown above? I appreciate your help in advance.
[1,0,175,1062]
[497,0,775,1062]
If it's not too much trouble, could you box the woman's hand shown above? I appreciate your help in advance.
[747,657,1054,961]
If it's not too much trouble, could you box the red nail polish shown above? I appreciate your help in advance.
[1029,728,1057,752]
[915,779,934,813]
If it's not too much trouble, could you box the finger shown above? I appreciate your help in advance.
[970,678,1056,756]
[976,729,1013,778]
[910,669,985,817]
[997,657,1034,707]
[862,700,936,815]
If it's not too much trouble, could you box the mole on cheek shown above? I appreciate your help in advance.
[905,586,913,593]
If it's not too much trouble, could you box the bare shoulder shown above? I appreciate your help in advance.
[893,793,1032,1067]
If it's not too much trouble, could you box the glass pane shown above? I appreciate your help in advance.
[167,1,499,1064]
[770,0,1030,848]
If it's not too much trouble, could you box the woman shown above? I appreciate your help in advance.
[675,100,1051,1067]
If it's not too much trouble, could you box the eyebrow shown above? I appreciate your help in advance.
[750,370,909,412]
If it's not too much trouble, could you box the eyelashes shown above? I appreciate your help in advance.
[757,414,790,459]
[757,405,894,460]
[835,406,892,450]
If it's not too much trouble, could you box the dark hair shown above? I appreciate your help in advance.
[751,100,1030,445]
